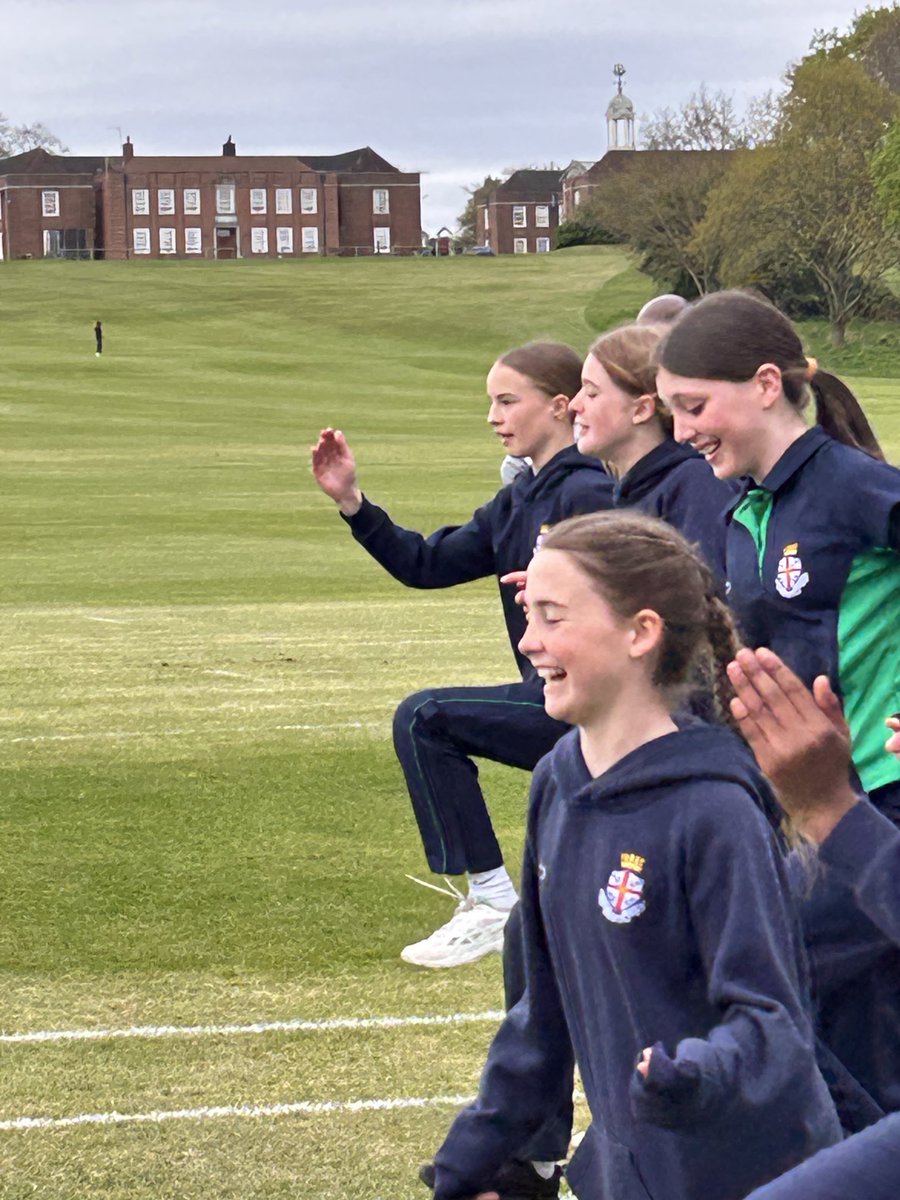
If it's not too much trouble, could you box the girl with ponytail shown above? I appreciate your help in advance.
[428,511,839,1200]
[657,290,900,815]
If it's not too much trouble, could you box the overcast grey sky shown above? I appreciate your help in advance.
[2,0,873,231]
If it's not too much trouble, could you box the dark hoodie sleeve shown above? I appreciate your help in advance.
[340,494,497,588]
[818,799,900,946]
[630,792,822,1130]
[659,461,733,582]
[432,791,575,1199]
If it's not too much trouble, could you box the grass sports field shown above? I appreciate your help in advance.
[2,249,900,1199]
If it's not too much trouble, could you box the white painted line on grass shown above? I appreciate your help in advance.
[0,1093,476,1132]
[82,616,131,625]
[3,720,386,745]
[0,1010,505,1046]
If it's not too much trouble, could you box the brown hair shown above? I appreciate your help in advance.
[499,341,583,401]
[541,510,741,728]
[588,322,672,433]
[659,291,884,459]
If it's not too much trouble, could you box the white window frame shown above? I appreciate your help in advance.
[133,228,151,254]
[185,227,202,254]
[373,227,391,254]
[513,238,527,254]
[574,189,582,207]
[250,188,267,215]
[42,229,59,256]
[251,227,269,254]
[216,184,235,215]
[300,188,317,214]
[535,205,550,228]
[158,189,175,215]
[372,188,389,214]
[132,189,149,215]
[275,188,292,214]
[301,227,319,253]
[484,206,490,230]
[159,227,176,254]
[536,237,551,253]
[512,206,527,228]
[41,190,59,217]
[276,227,293,254]
[183,188,201,215]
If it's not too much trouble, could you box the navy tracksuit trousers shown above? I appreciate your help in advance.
[392,679,569,877]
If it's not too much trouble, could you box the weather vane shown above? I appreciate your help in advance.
[613,63,626,93]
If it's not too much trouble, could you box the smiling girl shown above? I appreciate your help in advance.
[311,343,614,967]
[428,511,839,1200]
[656,291,900,815]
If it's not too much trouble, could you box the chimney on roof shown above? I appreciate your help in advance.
[123,136,133,162]
[223,135,236,157]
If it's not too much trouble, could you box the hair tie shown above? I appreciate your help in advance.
[804,356,818,381]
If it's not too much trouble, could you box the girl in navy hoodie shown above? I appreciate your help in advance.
[311,343,613,968]
[429,511,839,1200]
[569,321,736,580]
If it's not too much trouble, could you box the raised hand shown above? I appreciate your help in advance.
[310,427,363,515]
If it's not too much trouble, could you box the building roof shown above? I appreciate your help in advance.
[0,147,109,176]
[606,93,635,120]
[574,148,736,185]
[124,155,310,173]
[298,147,399,173]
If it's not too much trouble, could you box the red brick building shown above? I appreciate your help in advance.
[0,139,422,260]
[476,169,563,256]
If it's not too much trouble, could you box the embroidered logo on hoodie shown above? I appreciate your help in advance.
[774,543,809,599]
[599,852,646,924]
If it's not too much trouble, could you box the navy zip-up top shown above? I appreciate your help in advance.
[433,725,840,1200]
[725,426,900,794]
[342,446,613,678]
[748,801,900,1200]
[614,439,737,581]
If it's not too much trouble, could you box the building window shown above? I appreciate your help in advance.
[43,229,62,256]
[159,228,176,254]
[300,188,317,214]
[513,238,527,254]
[132,189,149,215]
[302,227,319,253]
[183,188,201,214]
[373,188,389,214]
[185,227,202,254]
[275,188,292,214]
[133,228,151,254]
[251,227,269,254]
[41,190,59,217]
[536,237,551,253]
[216,184,235,214]
[250,188,267,214]
[535,206,550,228]
[373,227,390,253]
[512,206,527,228]
[574,190,582,207]
[484,207,490,230]
[276,227,293,254]
[158,189,175,215]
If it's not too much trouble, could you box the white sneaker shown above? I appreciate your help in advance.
[401,877,510,968]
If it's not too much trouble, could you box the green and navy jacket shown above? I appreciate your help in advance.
[725,426,900,794]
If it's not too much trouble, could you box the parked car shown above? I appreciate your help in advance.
[465,245,495,256]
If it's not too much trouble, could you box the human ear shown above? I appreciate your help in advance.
[632,393,658,427]
[756,363,783,409]
[550,393,571,420]
[628,609,665,660]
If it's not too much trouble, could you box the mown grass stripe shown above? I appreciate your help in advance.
[0,1010,505,1045]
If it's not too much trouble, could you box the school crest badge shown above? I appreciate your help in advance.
[774,543,809,599]
[599,852,646,924]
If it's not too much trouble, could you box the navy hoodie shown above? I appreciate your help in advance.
[747,802,900,1199]
[342,446,613,678]
[614,439,738,581]
[433,725,840,1200]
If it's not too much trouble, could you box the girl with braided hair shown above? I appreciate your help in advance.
[428,511,839,1200]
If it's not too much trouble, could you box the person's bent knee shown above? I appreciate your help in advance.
[393,688,443,750]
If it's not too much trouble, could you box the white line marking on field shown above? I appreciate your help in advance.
[3,721,386,745]
[82,616,131,625]
[0,1010,504,1046]
[0,1093,476,1132]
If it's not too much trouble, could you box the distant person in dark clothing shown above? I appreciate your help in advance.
[94,321,103,356]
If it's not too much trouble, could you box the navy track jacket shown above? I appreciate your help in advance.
[342,446,613,678]
[748,800,900,1199]
[613,439,738,581]
[433,725,840,1200]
